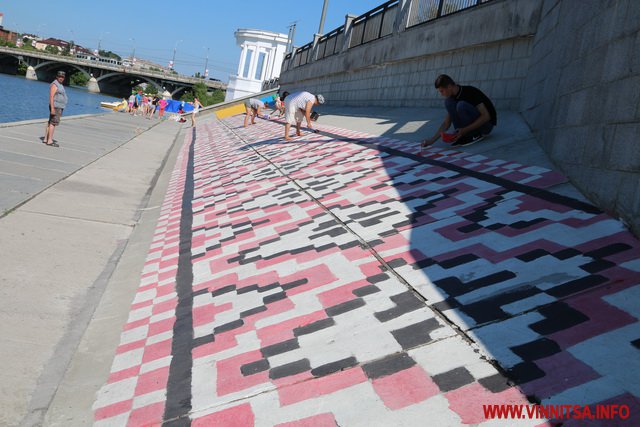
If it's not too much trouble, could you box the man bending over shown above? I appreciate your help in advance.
[283,91,324,141]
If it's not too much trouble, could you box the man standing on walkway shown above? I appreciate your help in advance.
[422,74,497,148]
[44,71,68,147]
[283,91,324,141]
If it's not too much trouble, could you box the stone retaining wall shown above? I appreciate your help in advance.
[521,0,640,234]
[280,0,541,111]
[279,0,640,234]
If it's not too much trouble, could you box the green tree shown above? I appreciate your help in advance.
[17,62,27,75]
[209,89,225,104]
[20,41,36,51]
[145,84,158,95]
[98,50,121,61]
[180,83,225,106]
[70,71,89,86]
[45,45,59,55]
[0,39,16,48]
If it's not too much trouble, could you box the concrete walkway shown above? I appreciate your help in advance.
[0,113,160,215]
[315,105,588,202]
[0,112,186,427]
[88,111,640,426]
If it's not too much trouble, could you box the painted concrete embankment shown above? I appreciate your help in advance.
[88,112,640,426]
[279,0,640,235]
[0,112,186,426]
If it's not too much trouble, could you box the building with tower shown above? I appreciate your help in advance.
[224,28,288,102]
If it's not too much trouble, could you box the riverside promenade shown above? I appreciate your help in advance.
[0,112,187,427]
[79,109,639,426]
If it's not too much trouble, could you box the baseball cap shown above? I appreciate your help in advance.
[56,71,66,77]
[316,94,325,104]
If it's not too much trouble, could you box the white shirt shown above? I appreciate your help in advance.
[249,99,265,109]
[285,91,316,111]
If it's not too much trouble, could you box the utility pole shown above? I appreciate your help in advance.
[203,47,209,78]
[129,38,135,66]
[285,26,292,52]
[286,22,297,53]
[318,0,329,35]
[171,39,183,70]
[97,32,109,55]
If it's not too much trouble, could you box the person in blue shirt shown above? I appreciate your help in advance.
[134,89,144,117]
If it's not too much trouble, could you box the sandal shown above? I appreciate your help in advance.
[45,142,60,147]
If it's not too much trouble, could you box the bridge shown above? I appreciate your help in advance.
[0,46,227,98]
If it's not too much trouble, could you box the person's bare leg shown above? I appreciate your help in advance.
[46,124,55,144]
[244,107,251,127]
[251,108,258,125]
[285,123,292,141]
[296,121,302,136]
[191,112,196,127]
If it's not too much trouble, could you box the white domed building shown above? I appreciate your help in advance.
[224,28,289,102]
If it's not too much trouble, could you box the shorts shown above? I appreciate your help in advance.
[48,107,63,126]
[285,107,304,125]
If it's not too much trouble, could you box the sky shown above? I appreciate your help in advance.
[1,0,385,82]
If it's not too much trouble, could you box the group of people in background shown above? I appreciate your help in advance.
[41,70,207,148]
[127,90,168,120]
[243,90,325,141]
[243,73,496,147]
[44,68,496,149]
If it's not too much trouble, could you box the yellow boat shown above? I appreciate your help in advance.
[100,101,127,111]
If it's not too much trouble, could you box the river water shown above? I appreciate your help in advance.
[0,73,119,124]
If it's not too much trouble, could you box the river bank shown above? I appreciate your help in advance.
[0,73,119,124]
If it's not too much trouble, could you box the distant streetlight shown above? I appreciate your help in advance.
[203,46,209,78]
[68,29,76,55]
[171,39,183,70]
[36,23,46,37]
[129,37,136,63]
[97,31,110,54]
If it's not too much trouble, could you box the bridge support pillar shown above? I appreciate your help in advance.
[25,66,37,80]
[87,77,100,93]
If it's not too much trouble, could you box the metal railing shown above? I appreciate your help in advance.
[292,42,314,68]
[281,0,494,71]
[317,25,345,60]
[349,0,399,48]
[282,52,292,72]
[262,77,279,91]
[407,0,492,28]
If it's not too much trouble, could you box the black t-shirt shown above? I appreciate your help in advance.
[455,85,497,126]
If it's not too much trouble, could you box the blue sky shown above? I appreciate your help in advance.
[2,0,385,82]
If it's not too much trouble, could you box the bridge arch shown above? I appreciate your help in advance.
[98,72,163,93]
[0,51,24,63]
[34,60,91,78]
[171,86,190,98]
